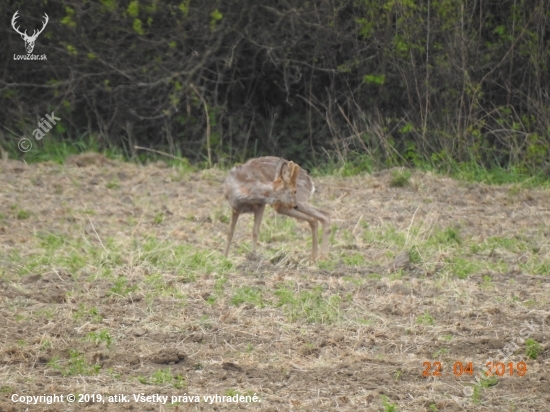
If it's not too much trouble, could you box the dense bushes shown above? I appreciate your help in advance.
[1,0,549,172]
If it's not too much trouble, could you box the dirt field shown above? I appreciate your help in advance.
[0,154,549,411]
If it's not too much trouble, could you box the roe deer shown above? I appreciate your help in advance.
[223,156,331,261]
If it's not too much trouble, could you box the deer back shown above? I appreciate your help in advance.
[224,157,314,211]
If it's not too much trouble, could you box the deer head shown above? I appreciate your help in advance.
[12,11,49,54]
[273,159,300,209]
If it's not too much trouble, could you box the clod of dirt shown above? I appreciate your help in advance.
[389,283,411,295]
[133,328,147,337]
[21,274,42,284]
[36,289,67,304]
[120,196,134,204]
[222,362,242,372]
[149,348,186,364]
[388,250,410,272]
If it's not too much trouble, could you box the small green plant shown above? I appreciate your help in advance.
[17,210,30,219]
[106,180,120,189]
[434,226,461,245]
[317,259,337,270]
[73,304,103,322]
[482,376,498,388]
[481,274,494,289]
[471,384,482,404]
[450,257,479,279]
[390,169,411,187]
[525,338,542,359]
[380,394,398,411]
[416,311,435,326]
[432,347,449,358]
[108,276,137,296]
[40,339,52,351]
[140,368,186,389]
[153,212,164,224]
[393,369,403,380]
[471,375,498,404]
[86,329,113,348]
[409,247,421,264]
[0,387,13,395]
[106,368,121,379]
[48,350,101,376]
[428,403,438,411]
[343,253,365,266]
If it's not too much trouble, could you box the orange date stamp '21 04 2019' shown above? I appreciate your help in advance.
[422,361,528,377]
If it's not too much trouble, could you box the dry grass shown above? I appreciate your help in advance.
[0,155,549,411]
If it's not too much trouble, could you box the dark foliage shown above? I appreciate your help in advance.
[1,0,549,170]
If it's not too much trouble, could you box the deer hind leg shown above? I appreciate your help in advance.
[273,204,319,261]
[295,203,331,259]
[252,204,266,253]
[224,210,240,257]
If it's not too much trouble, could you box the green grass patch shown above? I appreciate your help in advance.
[108,276,137,297]
[274,286,341,324]
[447,256,482,279]
[416,311,435,326]
[16,210,31,220]
[85,330,113,348]
[343,253,365,266]
[390,168,411,187]
[525,338,542,359]
[231,286,264,307]
[363,224,406,249]
[138,368,186,389]
[139,237,233,281]
[48,350,101,376]
[380,394,399,411]
[73,304,103,323]
[144,273,184,299]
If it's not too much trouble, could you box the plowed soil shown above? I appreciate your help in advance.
[0,154,549,411]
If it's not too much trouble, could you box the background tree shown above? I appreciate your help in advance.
[1,0,549,173]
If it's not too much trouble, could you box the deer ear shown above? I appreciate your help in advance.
[288,161,299,185]
[274,158,290,183]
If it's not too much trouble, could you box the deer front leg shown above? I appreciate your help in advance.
[224,210,240,257]
[295,203,331,260]
[252,204,265,253]
[273,204,319,261]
